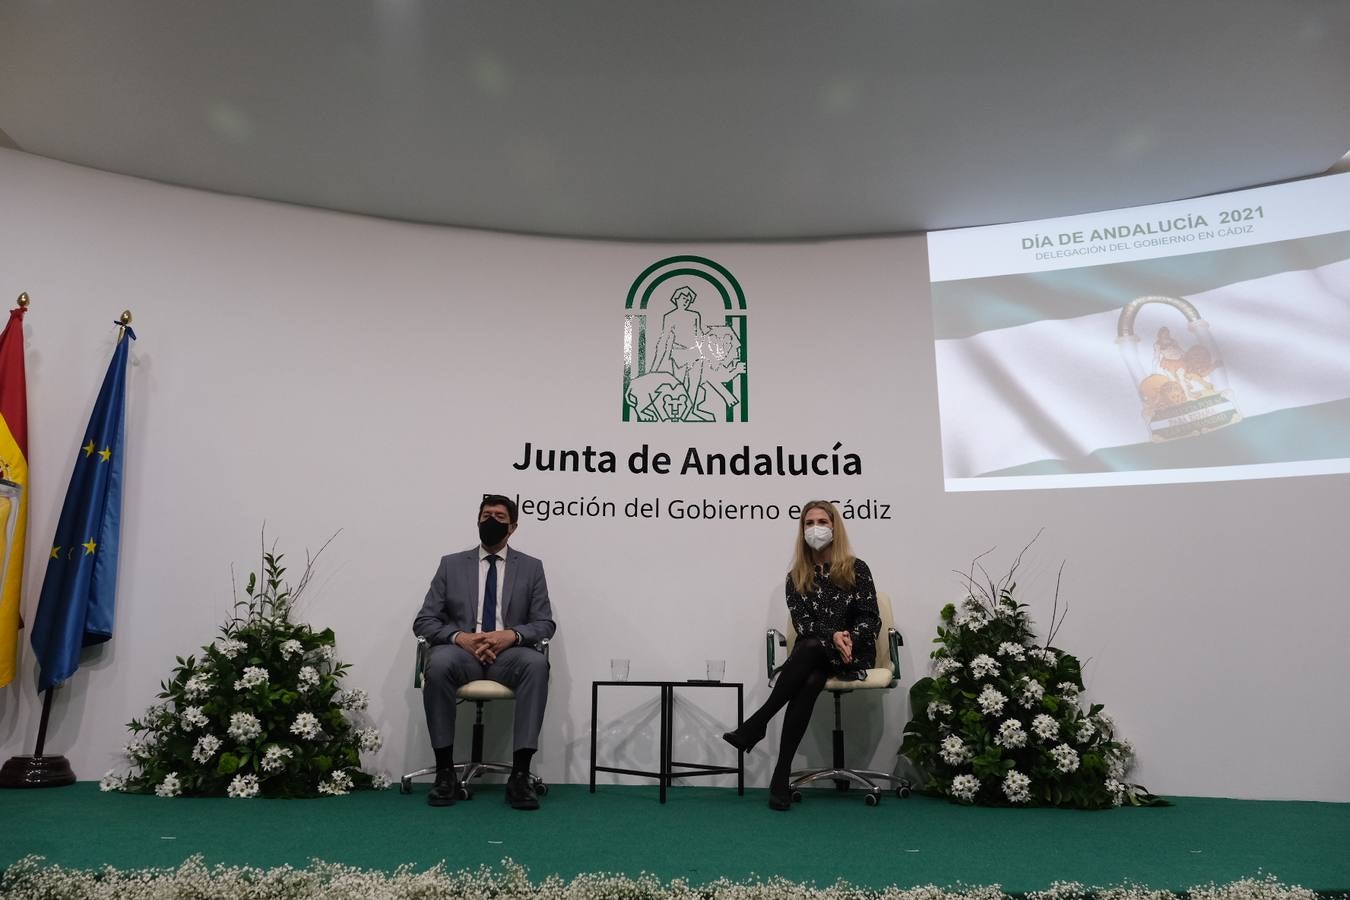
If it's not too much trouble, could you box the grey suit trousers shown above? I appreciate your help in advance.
[422,643,550,752]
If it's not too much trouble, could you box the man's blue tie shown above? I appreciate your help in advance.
[483,554,500,632]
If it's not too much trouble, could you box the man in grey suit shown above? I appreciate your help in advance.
[414,494,556,809]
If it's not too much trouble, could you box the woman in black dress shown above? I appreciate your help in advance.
[722,500,881,810]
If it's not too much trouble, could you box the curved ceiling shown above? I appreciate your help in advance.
[2,2,1349,241]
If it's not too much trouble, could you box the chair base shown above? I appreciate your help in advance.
[400,761,547,798]
[783,690,912,806]
[789,766,911,804]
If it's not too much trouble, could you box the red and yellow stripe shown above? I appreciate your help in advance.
[0,300,30,688]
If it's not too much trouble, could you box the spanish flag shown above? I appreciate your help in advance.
[0,299,29,688]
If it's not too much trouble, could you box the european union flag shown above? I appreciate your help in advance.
[30,325,136,692]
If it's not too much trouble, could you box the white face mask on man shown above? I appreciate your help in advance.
[803,524,834,551]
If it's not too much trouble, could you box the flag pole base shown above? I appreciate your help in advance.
[0,754,77,788]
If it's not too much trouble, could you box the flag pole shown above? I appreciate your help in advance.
[0,684,76,787]
[32,687,56,756]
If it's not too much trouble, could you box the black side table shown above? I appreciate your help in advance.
[589,680,744,803]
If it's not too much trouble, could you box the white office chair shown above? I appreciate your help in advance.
[400,636,549,799]
[766,591,911,806]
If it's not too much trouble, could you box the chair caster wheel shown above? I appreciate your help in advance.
[790,790,803,804]
[535,781,549,796]
[457,786,473,801]
[864,792,881,807]
[896,785,911,799]
[399,778,412,795]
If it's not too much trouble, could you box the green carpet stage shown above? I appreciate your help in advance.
[3,783,1348,893]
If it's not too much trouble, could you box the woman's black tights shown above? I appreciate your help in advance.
[741,637,831,790]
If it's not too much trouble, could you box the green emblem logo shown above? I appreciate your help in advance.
[622,256,748,422]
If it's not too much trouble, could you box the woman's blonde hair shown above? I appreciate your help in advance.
[789,500,856,594]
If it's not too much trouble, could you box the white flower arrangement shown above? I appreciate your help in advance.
[123,737,153,760]
[99,770,127,792]
[108,539,464,798]
[180,706,209,731]
[954,610,988,631]
[227,712,263,742]
[356,728,382,752]
[233,666,269,691]
[290,711,322,740]
[1104,777,1126,806]
[214,638,247,658]
[0,856,1320,900]
[949,773,980,802]
[932,657,962,678]
[227,773,260,798]
[155,772,182,798]
[939,735,971,765]
[1031,713,1059,741]
[192,734,222,764]
[901,539,1161,808]
[370,773,391,790]
[1018,677,1045,708]
[969,654,1000,679]
[260,744,294,772]
[1049,743,1080,773]
[995,719,1027,749]
[183,672,212,699]
[976,685,1007,716]
[297,665,320,694]
[1002,769,1031,804]
[317,769,354,796]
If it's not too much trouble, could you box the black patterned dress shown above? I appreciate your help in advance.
[785,558,881,679]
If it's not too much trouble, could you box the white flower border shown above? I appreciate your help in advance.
[0,858,1326,900]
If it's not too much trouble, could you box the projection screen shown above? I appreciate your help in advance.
[928,172,1350,491]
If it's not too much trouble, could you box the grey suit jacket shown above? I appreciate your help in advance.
[412,546,557,647]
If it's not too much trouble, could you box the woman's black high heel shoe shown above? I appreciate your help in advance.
[768,783,793,811]
[721,725,764,754]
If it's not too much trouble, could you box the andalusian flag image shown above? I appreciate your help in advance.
[0,298,30,688]
[30,322,134,692]
[928,173,1350,490]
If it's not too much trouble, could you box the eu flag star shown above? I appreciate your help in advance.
[98,447,112,462]
[82,440,96,458]
[82,539,97,555]
[50,546,60,559]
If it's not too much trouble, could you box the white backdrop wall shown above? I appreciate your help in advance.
[0,149,1347,802]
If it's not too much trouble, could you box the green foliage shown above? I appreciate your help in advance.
[110,537,383,798]
[900,540,1164,809]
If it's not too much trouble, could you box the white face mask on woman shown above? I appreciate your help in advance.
[803,524,833,551]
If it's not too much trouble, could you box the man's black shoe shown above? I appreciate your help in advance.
[505,772,540,810]
[427,767,459,807]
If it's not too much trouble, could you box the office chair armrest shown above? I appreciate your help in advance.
[766,628,787,684]
[888,627,903,682]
